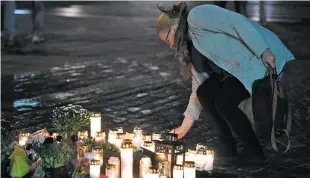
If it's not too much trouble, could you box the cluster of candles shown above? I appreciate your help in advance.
[17,112,215,178]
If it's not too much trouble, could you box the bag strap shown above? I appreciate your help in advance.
[268,68,291,153]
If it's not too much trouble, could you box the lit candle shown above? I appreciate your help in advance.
[152,133,162,141]
[89,160,101,178]
[176,155,184,165]
[77,145,89,160]
[143,141,155,152]
[146,167,159,178]
[115,133,125,148]
[143,134,152,142]
[195,148,207,171]
[19,133,30,146]
[185,150,196,162]
[184,161,196,178]
[116,127,123,133]
[133,126,143,148]
[173,165,184,178]
[125,132,134,140]
[92,148,103,165]
[142,134,152,147]
[120,140,134,178]
[155,146,167,163]
[108,129,117,144]
[139,157,151,178]
[78,131,89,142]
[106,164,117,178]
[108,157,120,178]
[95,132,105,142]
[195,144,207,151]
[90,112,101,138]
[203,150,214,173]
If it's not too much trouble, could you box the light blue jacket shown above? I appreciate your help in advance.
[183,5,295,121]
[188,4,295,93]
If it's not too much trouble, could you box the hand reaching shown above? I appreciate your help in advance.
[169,116,194,139]
[262,48,276,69]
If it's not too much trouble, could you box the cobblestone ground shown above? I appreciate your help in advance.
[1,1,310,177]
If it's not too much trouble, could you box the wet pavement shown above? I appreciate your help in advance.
[1,1,310,177]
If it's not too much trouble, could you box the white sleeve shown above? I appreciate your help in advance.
[183,67,208,121]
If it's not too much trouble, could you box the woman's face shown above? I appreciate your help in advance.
[159,27,176,48]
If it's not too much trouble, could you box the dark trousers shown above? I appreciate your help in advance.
[196,74,262,155]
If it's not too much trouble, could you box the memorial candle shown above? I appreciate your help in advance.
[106,164,117,178]
[95,132,105,142]
[78,131,88,142]
[18,133,30,146]
[142,134,152,147]
[139,157,151,178]
[90,113,101,138]
[116,127,123,133]
[90,160,101,178]
[146,167,159,178]
[108,157,120,178]
[120,140,134,178]
[115,133,125,148]
[92,148,103,165]
[152,133,162,141]
[184,161,196,178]
[108,129,117,144]
[143,141,155,152]
[133,126,143,148]
[185,150,196,162]
[203,150,214,173]
[173,165,183,178]
[195,148,207,171]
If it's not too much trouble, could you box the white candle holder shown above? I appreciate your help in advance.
[195,148,214,172]
[116,127,123,133]
[108,157,120,178]
[18,133,30,146]
[77,145,89,161]
[106,164,117,178]
[120,140,134,178]
[90,160,101,178]
[143,141,155,153]
[204,150,214,173]
[95,132,105,142]
[140,157,152,178]
[90,112,101,138]
[133,126,143,148]
[173,165,184,178]
[78,131,89,142]
[154,133,186,178]
[92,148,103,165]
[184,161,196,178]
[142,134,152,148]
[108,129,118,144]
[185,150,196,162]
[152,133,162,141]
[146,167,159,178]
[125,132,135,140]
[115,133,125,148]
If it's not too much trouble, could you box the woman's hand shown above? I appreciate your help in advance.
[170,116,194,139]
[262,48,276,68]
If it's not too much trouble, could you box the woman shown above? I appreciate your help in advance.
[156,3,295,161]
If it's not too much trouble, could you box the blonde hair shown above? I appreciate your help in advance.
[157,2,192,80]
[156,13,179,35]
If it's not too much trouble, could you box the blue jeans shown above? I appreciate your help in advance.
[2,1,44,39]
